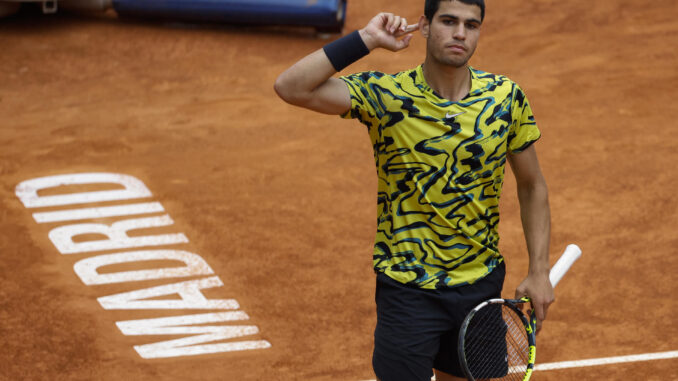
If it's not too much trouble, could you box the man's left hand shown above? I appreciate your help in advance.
[515,272,554,334]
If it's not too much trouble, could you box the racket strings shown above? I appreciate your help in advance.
[503,308,530,369]
[462,304,531,380]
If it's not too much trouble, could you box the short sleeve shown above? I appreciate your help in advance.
[508,85,541,154]
[339,72,382,128]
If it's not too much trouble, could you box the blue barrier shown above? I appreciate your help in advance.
[112,0,346,32]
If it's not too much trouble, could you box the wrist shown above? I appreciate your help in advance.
[528,261,550,276]
[528,268,550,282]
[358,28,378,51]
[323,30,371,72]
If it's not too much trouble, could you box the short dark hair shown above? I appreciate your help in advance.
[425,0,485,22]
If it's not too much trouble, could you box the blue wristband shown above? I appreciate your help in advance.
[323,30,370,72]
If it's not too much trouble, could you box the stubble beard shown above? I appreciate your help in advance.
[441,54,470,68]
[429,41,476,69]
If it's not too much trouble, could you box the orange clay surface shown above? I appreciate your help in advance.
[1,1,677,380]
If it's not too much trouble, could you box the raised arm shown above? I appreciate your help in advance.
[274,13,420,115]
[508,145,554,333]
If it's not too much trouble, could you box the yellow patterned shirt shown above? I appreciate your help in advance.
[340,65,540,289]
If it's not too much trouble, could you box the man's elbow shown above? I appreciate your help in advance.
[274,75,307,106]
[518,179,549,203]
[273,76,291,103]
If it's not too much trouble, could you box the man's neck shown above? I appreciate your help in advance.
[422,58,471,102]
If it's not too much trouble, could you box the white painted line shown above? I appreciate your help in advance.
[48,215,188,254]
[33,202,165,223]
[15,172,271,359]
[536,350,678,371]
[116,311,271,359]
[359,350,678,381]
[16,173,152,208]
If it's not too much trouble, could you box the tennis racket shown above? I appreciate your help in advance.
[458,244,582,381]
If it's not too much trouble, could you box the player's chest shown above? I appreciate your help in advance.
[377,99,511,151]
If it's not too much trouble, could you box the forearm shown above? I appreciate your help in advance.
[509,147,554,330]
[274,49,339,106]
[274,30,376,114]
[274,13,417,113]
[517,180,551,275]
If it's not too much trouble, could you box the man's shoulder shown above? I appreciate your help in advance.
[470,67,513,83]
[470,67,522,96]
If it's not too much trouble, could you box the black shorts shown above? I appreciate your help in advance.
[372,263,506,381]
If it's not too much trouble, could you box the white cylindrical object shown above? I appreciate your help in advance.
[550,244,582,287]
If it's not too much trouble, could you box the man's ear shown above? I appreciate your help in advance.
[419,15,430,38]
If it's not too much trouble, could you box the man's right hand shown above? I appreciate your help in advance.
[359,13,420,52]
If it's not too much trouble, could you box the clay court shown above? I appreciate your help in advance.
[1,0,677,380]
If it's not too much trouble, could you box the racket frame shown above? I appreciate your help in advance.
[458,297,537,381]
[457,244,581,380]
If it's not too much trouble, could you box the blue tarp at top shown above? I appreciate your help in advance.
[112,0,346,30]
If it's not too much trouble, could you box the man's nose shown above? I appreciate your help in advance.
[453,24,466,40]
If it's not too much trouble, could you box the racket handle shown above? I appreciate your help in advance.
[549,244,582,288]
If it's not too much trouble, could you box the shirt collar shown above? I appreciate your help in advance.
[414,64,483,102]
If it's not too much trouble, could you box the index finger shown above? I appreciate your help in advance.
[404,23,420,33]
[395,23,420,38]
[533,299,553,334]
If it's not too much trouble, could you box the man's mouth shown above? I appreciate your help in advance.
[447,44,467,53]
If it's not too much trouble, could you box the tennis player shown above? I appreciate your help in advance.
[275,1,554,380]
